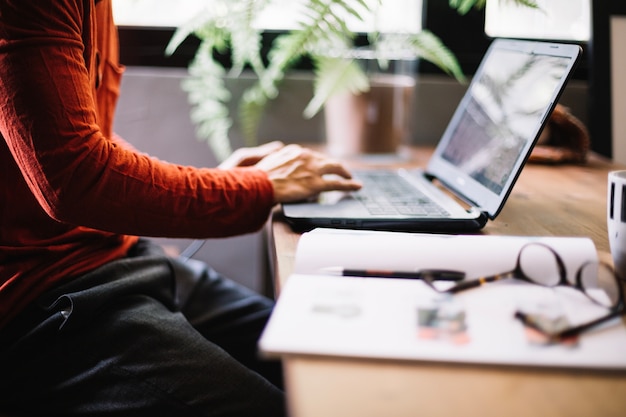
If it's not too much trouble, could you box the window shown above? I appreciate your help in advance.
[112,0,422,33]
[113,1,598,153]
[114,0,424,67]
[113,0,589,78]
[112,0,206,27]
[485,0,590,42]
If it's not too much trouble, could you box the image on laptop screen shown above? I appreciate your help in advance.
[439,48,573,195]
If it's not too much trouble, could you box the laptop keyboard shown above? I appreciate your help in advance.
[352,171,450,217]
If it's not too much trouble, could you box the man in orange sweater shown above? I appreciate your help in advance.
[0,1,361,415]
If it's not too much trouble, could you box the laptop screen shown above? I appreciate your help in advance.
[440,49,573,194]
[427,39,581,218]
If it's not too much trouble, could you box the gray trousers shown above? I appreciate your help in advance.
[0,239,286,416]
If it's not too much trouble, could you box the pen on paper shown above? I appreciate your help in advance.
[320,267,465,281]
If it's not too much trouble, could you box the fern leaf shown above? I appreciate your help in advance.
[167,0,273,159]
[501,0,540,9]
[228,0,268,76]
[450,0,539,15]
[449,0,484,14]
[235,0,376,141]
[181,40,235,161]
[165,7,224,56]
[248,0,371,121]
[303,55,369,119]
[404,31,466,82]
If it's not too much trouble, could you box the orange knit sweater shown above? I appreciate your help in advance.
[0,0,275,329]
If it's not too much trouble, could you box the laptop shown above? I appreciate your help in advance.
[282,39,582,233]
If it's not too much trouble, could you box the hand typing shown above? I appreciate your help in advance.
[220,142,361,204]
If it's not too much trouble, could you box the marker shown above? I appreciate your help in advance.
[320,267,465,281]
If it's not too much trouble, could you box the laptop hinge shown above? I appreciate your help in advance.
[426,173,483,215]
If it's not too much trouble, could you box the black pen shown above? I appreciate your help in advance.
[320,267,465,281]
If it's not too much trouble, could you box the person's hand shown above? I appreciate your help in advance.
[218,141,285,169]
[253,144,362,204]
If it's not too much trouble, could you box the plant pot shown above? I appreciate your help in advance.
[324,52,417,158]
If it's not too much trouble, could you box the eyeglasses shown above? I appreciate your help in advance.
[422,242,625,341]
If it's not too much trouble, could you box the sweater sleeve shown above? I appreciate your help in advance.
[0,0,275,239]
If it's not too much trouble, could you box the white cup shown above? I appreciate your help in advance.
[607,170,626,279]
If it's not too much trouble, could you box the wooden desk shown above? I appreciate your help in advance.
[268,147,626,417]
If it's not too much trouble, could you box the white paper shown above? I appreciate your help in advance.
[260,273,626,369]
[294,228,598,283]
[260,229,626,369]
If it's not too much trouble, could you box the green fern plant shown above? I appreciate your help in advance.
[166,0,538,161]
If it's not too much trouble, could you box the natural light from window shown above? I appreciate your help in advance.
[112,1,591,42]
[111,0,423,33]
[485,0,590,41]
